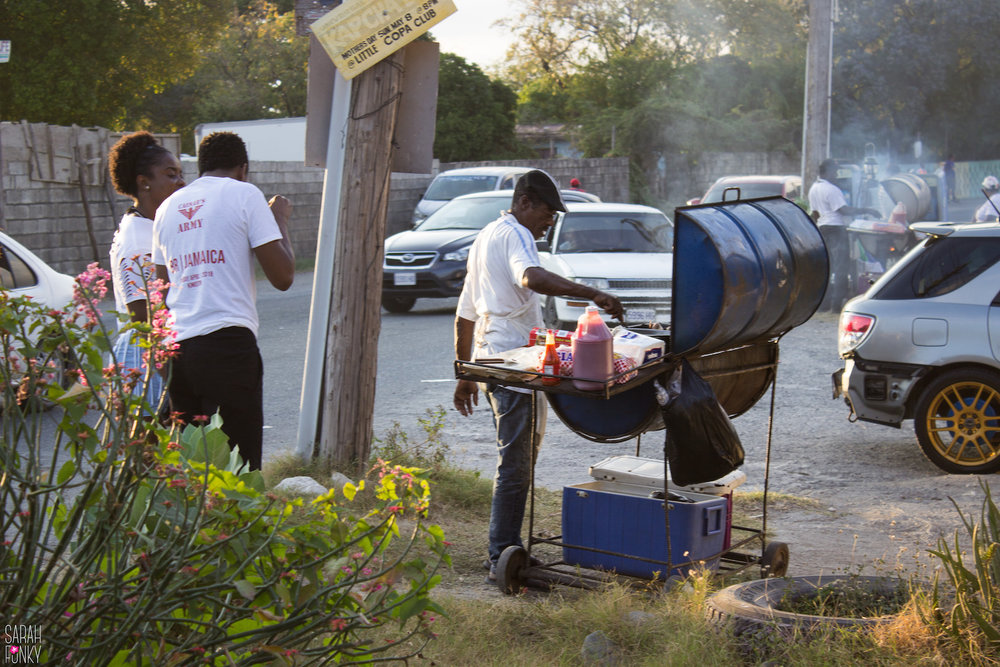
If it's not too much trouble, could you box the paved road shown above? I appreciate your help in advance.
[256,262,990,577]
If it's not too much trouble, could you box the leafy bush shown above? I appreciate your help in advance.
[928,479,1000,655]
[0,266,448,664]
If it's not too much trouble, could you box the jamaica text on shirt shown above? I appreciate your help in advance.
[180,249,227,270]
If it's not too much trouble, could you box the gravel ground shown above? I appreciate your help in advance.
[441,310,991,583]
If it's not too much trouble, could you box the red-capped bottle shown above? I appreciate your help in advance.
[541,329,561,386]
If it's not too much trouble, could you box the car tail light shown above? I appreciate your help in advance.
[838,312,875,356]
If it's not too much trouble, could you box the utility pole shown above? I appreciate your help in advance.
[317,52,404,472]
[297,0,450,472]
[802,0,834,191]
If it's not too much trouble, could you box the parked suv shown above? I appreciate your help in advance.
[384,188,600,313]
[411,166,534,225]
[832,221,1000,473]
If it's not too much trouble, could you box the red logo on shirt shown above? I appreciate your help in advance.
[179,204,203,220]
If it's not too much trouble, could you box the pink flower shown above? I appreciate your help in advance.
[330,618,348,631]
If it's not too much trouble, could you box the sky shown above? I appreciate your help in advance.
[428,0,514,71]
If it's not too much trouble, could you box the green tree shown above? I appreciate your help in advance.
[433,53,525,162]
[503,0,806,203]
[0,0,230,128]
[132,1,309,152]
[833,0,1000,161]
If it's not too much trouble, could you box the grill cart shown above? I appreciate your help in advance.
[455,196,828,593]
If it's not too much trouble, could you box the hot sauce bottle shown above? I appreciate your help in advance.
[541,329,561,386]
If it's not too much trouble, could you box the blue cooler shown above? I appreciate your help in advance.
[562,480,727,579]
[587,455,747,549]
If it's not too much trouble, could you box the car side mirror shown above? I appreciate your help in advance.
[536,239,550,253]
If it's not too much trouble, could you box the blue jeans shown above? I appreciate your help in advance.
[112,329,165,414]
[484,385,545,565]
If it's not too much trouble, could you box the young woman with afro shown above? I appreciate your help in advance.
[106,131,186,404]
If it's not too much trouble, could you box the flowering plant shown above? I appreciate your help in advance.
[0,265,448,664]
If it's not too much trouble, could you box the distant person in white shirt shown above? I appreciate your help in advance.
[974,175,1000,222]
[808,158,879,311]
[153,132,294,470]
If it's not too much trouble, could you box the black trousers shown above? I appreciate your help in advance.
[168,326,264,470]
[819,225,850,311]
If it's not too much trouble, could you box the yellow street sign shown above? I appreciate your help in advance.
[312,0,456,80]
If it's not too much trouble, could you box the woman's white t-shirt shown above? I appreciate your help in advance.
[109,210,155,328]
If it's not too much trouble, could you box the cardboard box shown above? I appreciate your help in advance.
[562,481,727,579]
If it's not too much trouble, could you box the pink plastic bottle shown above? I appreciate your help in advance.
[571,306,613,390]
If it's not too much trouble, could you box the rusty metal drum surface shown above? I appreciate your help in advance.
[545,339,777,444]
[882,173,931,222]
[546,381,659,443]
[671,197,827,356]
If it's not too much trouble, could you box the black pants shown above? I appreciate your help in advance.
[819,225,850,311]
[168,326,264,470]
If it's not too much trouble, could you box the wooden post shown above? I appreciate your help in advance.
[318,51,404,471]
[802,0,833,191]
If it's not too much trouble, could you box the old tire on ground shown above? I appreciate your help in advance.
[759,541,789,578]
[496,545,528,595]
[706,575,904,635]
[913,368,1000,474]
[381,296,416,314]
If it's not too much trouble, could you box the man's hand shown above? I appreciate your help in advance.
[454,379,478,416]
[593,291,624,321]
[268,195,292,225]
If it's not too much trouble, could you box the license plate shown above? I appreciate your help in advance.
[394,272,416,286]
[625,308,656,323]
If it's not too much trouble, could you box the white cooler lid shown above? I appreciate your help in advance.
[588,455,746,495]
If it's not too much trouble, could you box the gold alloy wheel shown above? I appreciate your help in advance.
[917,376,1000,472]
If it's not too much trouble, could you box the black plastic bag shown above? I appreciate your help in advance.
[656,358,745,486]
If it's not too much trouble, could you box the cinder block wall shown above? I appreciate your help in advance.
[0,123,631,276]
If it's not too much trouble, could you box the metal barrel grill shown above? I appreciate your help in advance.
[457,196,828,593]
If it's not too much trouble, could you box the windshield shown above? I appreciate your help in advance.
[423,174,498,201]
[415,196,510,231]
[553,212,673,254]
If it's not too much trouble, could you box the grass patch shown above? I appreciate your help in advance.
[733,490,833,519]
[261,420,972,665]
[777,578,912,618]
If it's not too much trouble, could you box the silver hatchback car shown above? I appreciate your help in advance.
[833,221,1000,473]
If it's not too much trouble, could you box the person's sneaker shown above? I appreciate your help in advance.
[485,564,497,583]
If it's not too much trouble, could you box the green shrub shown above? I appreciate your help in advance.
[928,479,1000,656]
[0,265,448,664]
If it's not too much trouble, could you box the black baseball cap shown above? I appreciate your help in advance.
[516,170,567,212]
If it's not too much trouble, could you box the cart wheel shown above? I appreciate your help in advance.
[760,541,789,578]
[496,545,528,595]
